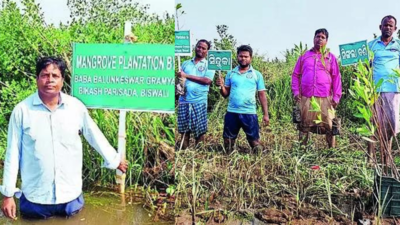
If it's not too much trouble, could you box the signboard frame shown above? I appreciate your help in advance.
[71,43,175,113]
[339,40,369,66]
[207,50,232,71]
[175,30,192,56]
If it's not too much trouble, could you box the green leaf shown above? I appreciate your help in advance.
[309,96,321,112]
[362,136,377,143]
[375,78,383,89]
[354,113,364,118]
[313,114,322,124]
[166,185,176,195]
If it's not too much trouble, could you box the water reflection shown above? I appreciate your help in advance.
[0,193,173,225]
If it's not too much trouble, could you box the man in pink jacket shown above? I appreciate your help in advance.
[291,28,342,148]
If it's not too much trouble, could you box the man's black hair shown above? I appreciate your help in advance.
[381,15,397,26]
[237,45,253,57]
[315,28,329,39]
[197,39,211,50]
[36,57,66,78]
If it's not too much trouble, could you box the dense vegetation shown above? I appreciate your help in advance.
[0,0,175,190]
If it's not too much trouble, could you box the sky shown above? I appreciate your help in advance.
[175,0,400,60]
[14,0,174,25]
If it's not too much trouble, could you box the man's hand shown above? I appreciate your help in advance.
[177,70,187,79]
[117,160,128,173]
[263,114,270,126]
[331,100,338,109]
[216,76,224,87]
[1,197,16,220]
[294,95,301,103]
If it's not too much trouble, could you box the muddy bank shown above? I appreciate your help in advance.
[176,207,400,225]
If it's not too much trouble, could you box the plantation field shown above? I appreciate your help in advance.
[174,25,400,224]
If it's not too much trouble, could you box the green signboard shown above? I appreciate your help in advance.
[207,50,232,71]
[175,30,191,55]
[339,40,369,66]
[72,43,175,113]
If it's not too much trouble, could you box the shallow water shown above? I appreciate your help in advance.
[0,193,173,225]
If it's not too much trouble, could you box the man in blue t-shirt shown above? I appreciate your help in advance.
[216,45,269,153]
[367,15,400,162]
[177,40,215,149]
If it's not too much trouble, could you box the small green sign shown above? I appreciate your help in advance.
[72,43,175,113]
[207,50,232,71]
[175,30,191,55]
[339,40,369,66]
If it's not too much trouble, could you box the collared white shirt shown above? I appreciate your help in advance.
[1,92,120,204]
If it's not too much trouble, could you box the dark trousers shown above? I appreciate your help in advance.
[20,194,84,219]
[223,112,260,141]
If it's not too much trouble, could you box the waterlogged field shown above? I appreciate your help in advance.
[0,191,174,224]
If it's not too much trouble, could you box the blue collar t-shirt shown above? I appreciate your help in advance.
[178,58,215,104]
[368,37,400,92]
[225,65,266,114]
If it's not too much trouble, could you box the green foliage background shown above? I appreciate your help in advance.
[177,24,370,126]
[0,0,175,189]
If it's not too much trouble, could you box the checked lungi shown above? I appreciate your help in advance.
[177,103,208,138]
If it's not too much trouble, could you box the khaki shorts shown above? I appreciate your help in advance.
[298,96,335,134]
